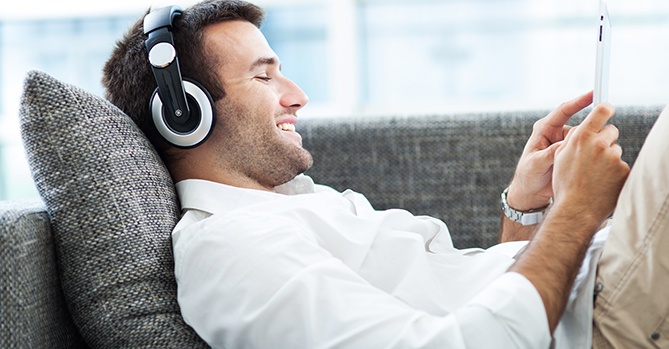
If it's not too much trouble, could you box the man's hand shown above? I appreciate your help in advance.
[500,92,593,243]
[509,102,629,334]
[552,102,629,229]
[506,92,593,211]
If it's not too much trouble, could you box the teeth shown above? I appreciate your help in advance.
[277,123,295,132]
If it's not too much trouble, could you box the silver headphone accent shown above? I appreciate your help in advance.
[144,5,216,148]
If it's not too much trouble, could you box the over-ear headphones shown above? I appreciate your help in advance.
[143,5,216,148]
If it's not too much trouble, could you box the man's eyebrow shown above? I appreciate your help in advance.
[249,57,279,71]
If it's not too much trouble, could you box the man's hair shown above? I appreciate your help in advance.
[102,0,265,161]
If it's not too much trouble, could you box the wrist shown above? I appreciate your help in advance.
[547,199,606,236]
[501,187,552,226]
[506,182,552,211]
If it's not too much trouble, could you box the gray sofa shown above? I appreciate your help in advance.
[0,70,663,347]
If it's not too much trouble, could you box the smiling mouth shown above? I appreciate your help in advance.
[277,123,296,132]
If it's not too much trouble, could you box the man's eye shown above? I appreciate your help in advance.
[256,76,272,82]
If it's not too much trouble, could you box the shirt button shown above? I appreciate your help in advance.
[594,282,604,295]
[651,332,660,341]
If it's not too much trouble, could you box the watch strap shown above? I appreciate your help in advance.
[500,187,549,226]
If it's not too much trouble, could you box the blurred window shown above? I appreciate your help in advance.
[1,0,668,199]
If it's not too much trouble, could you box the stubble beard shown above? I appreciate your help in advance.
[213,104,313,189]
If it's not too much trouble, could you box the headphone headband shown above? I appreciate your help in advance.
[144,6,183,35]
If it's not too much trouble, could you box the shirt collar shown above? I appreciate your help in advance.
[175,174,316,215]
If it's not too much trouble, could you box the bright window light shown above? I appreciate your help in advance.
[1,0,668,199]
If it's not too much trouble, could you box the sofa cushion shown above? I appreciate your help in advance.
[0,200,87,348]
[19,70,208,348]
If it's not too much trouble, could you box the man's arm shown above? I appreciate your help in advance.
[499,213,538,242]
[510,103,629,332]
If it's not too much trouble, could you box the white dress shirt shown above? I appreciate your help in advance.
[172,175,606,349]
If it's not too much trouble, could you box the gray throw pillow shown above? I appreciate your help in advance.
[19,70,209,348]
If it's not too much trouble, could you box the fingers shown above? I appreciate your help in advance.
[544,91,593,128]
[580,102,616,132]
[562,125,574,139]
[563,120,621,152]
[545,141,563,160]
[603,127,624,159]
[612,143,624,158]
[600,123,620,145]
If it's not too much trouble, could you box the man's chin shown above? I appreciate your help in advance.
[266,150,313,188]
[300,154,315,173]
[300,149,314,172]
[288,154,314,181]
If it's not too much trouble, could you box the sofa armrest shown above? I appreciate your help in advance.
[0,200,86,348]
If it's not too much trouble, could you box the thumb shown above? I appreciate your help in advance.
[542,140,563,162]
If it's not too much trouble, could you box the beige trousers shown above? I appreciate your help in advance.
[592,105,669,348]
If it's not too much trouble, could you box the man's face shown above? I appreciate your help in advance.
[202,20,313,190]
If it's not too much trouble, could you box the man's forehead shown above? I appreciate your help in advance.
[203,20,276,69]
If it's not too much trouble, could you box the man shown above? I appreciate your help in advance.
[102,1,668,348]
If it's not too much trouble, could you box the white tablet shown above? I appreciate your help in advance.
[594,0,612,105]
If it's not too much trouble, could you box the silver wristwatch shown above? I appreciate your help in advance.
[500,187,549,226]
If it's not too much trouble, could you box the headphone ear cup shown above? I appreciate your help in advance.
[150,79,216,148]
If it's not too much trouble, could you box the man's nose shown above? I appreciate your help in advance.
[280,77,309,110]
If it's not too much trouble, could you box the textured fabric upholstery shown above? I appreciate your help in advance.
[0,200,86,348]
[301,106,662,248]
[18,71,208,348]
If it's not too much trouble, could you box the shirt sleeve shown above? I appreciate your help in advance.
[173,211,551,349]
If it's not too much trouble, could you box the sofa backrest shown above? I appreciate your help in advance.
[301,106,662,248]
